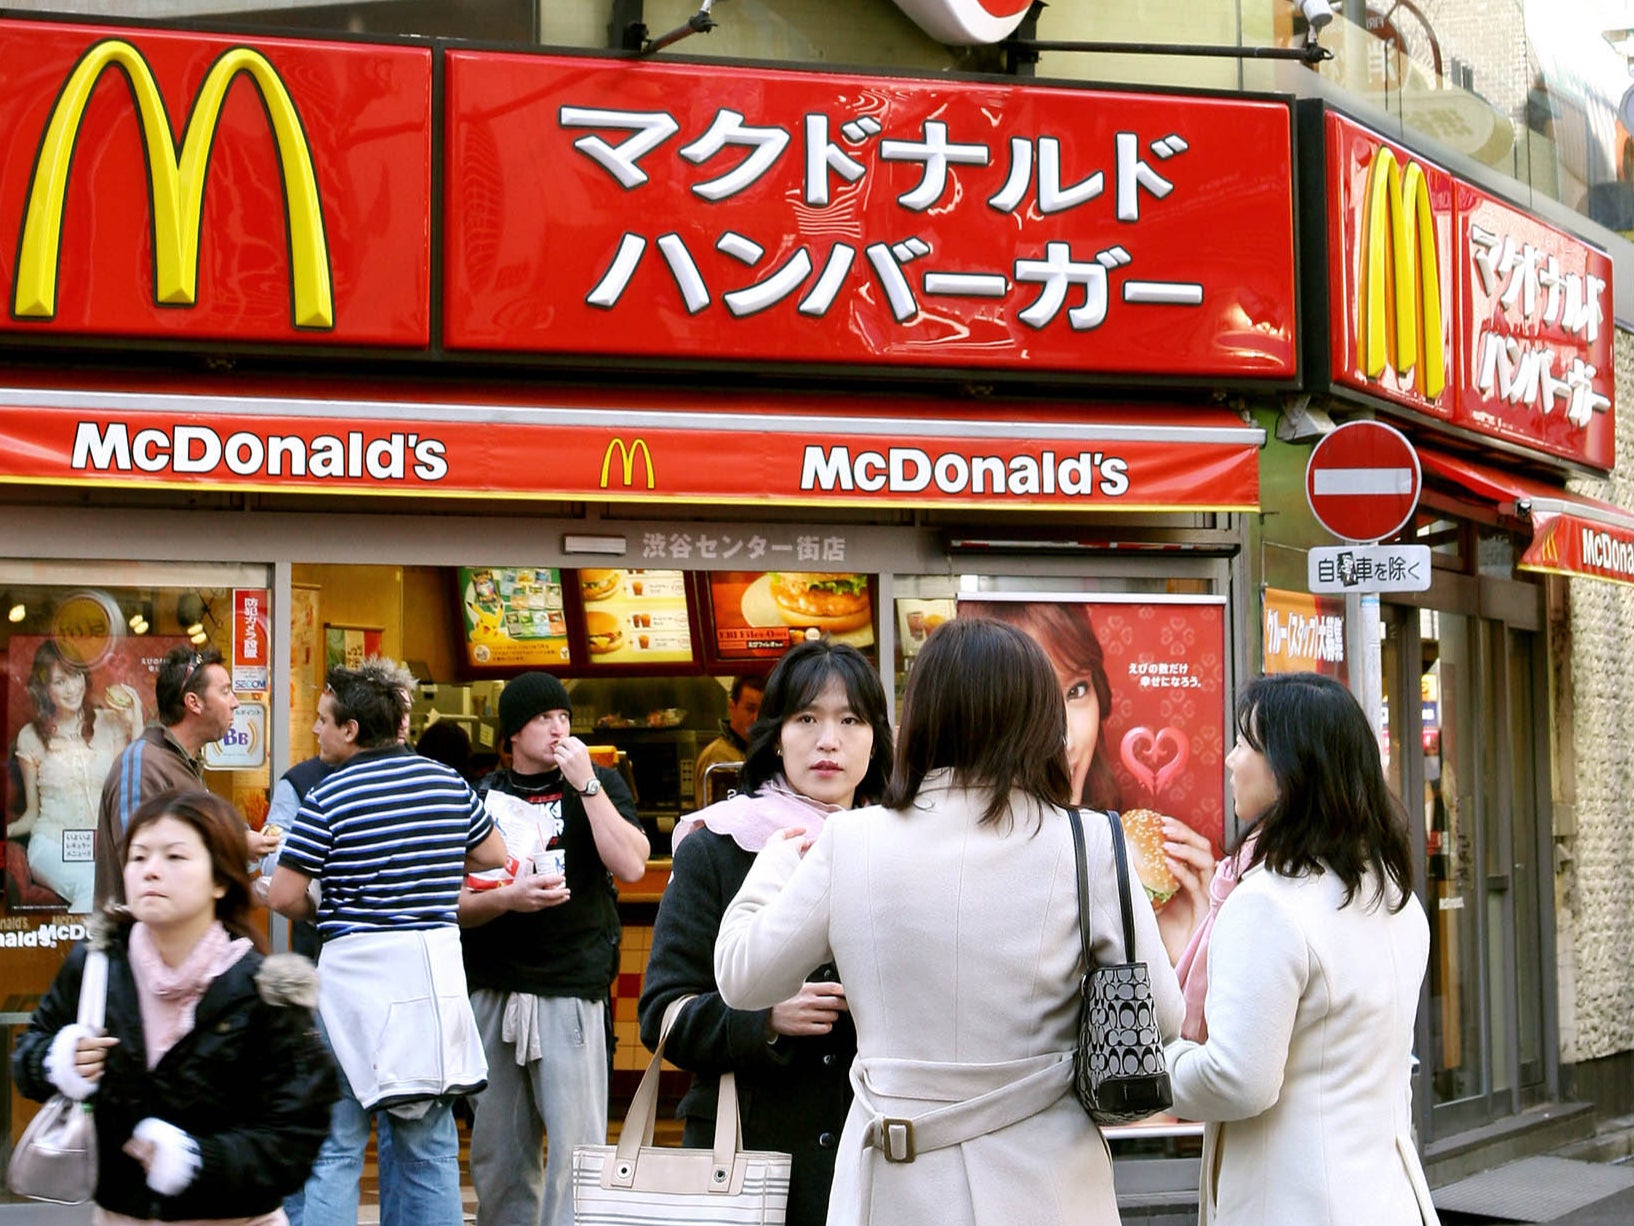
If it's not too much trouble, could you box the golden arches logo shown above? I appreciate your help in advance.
[13,39,333,329]
[1357,146,1445,400]
[599,437,655,490]
[1535,519,1561,565]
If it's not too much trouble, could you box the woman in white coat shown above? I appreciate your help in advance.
[1165,672,1439,1226]
[716,617,1183,1226]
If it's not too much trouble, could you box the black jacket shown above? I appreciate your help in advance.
[12,924,338,1221]
[638,829,854,1226]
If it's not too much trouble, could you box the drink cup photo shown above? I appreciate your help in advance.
[534,848,567,880]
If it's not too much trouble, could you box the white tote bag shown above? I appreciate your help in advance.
[572,995,791,1225]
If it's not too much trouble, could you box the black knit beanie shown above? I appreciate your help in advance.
[498,672,572,739]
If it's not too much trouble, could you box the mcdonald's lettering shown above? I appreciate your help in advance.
[1357,147,1446,400]
[600,438,655,490]
[1582,527,1634,578]
[13,38,333,329]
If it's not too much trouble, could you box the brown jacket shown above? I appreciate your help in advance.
[93,723,204,907]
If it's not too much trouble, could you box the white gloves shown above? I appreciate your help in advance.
[44,1024,99,1101]
[132,1117,201,1196]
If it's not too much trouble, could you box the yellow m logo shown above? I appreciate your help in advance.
[1357,147,1445,400]
[599,438,655,490]
[13,39,333,329]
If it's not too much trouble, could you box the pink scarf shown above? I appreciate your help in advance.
[670,777,845,854]
[1174,831,1258,1042]
[128,921,253,1068]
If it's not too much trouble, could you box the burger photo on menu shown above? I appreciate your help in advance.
[579,569,623,602]
[762,572,873,633]
[584,609,625,656]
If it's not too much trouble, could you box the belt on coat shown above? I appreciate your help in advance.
[851,1050,1073,1205]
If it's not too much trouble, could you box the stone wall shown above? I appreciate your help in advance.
[1557,327,1634,1061]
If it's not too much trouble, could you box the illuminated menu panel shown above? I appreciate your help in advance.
[460,567,570,668]
[709,571,875,660]
[576,568,693,666]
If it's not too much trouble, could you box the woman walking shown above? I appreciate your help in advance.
[13,789,337,1224]
[715,618,1182,1226]
[639,639,893,1226]
[1165,673,1438,1225]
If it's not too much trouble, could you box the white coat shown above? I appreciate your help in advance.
[1165,866,1439,1226]
[716,773,1185,1226]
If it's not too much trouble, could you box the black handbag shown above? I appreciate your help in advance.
[1066,807,1173,1125]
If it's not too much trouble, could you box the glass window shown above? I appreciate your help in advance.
[1,560,273,1072]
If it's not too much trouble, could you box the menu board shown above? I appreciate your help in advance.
[576,568,694,665]
[460,567,570,668]
[709,571,876,660]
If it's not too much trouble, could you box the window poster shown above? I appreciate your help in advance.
[4,634,187,915]
[575,568,693,665]
[894,598,955,659]
[460,567,569,668]
[709,571,876,660]
[956,594,1228,939]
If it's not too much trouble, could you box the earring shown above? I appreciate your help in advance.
[775,746,783,756]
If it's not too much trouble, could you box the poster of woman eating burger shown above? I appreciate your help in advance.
[958,594,1227,967]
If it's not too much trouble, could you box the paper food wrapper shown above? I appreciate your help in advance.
[466,789,553,890]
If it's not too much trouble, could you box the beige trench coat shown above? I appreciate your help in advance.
[716,775,1184,1226]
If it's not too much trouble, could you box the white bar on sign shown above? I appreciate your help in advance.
[1312,468,1414,496]
[1122,281,1204,305]
[923,272,1009,297]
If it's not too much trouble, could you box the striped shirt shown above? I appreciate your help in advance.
[281,745,492,939]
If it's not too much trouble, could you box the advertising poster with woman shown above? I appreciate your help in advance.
[3,636,181,914]
[957,595,1228,966]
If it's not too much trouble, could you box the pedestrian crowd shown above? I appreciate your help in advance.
[12,624,1440,1226]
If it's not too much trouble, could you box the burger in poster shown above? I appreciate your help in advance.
[579,569,623,602]
[767,573,872,634]
[584,609,625,656]
[1119,808,1181,911]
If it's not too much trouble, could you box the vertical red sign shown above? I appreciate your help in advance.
[233,588,270,693]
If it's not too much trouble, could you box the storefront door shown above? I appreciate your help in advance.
[1381,571,1552,1141]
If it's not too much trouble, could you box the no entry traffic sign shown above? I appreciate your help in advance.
[1305,421,1422,543]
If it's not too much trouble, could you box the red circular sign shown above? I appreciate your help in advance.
[1305,421,1421,542]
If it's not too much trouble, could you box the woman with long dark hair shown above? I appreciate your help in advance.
[13,789,337,1224]
[638,640,892,1226]
[9,641,141,911]
[1165,673,1436,1225]
[715,618,1182,1226]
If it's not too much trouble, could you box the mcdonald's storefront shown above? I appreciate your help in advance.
[0,10,1628,1192]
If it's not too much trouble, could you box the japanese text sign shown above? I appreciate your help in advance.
[231,588,270,692]
[0,19,433,347]
[1262,588,1347,681]
[1328,111,1615,469]
[443,53,1297,378]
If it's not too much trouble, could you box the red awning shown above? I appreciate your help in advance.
[0,379,1262,512]
[1419,450,1634,587]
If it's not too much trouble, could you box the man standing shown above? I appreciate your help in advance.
[693,675,764,804]
[269,658,505,1226]
[459,671,648,1226]
[93,643,253,907]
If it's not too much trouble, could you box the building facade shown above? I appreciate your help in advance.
[2,0,1633,1207]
